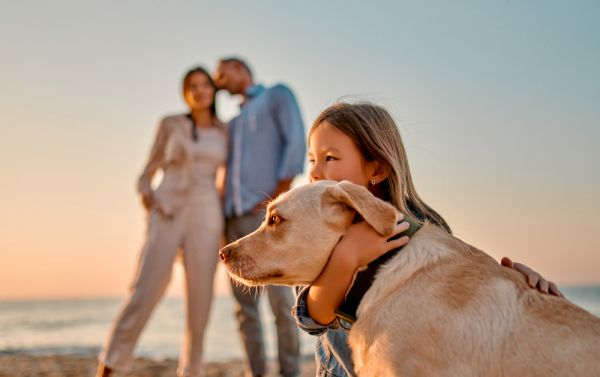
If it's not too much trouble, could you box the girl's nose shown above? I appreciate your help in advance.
[309,162,322,182]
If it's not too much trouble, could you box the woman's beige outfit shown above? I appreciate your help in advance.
[99,114,226,377]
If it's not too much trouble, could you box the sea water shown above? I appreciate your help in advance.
[0,286,598,361]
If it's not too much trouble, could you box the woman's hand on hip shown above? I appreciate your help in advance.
[141,192,154,211]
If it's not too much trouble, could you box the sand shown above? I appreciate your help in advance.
[0,354,316,377]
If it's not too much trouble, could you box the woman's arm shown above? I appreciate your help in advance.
[306,220,410,325]
[215,164,227,200]
[215,123,228,201]
[137,118,169,210]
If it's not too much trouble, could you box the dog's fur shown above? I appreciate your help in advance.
[220,180,600,377]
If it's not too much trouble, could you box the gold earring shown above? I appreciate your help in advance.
[370,179,376,186]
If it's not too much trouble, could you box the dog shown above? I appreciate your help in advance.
[219,180,600,376]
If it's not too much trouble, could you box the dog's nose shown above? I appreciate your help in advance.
[219,247,230,262]
[219,244,236,262]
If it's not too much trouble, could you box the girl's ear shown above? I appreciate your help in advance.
[367,161,389,185]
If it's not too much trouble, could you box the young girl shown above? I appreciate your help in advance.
[293,101,562,377]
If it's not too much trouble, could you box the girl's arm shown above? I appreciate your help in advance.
[305,220,563,326]
[306,220,410,325]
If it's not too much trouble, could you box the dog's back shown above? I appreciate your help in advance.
[350,224,600,377]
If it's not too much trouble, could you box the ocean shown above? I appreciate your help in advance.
[0,294,316,362]
[1,286,599,362]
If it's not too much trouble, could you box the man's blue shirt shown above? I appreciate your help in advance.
[224,84,306,218]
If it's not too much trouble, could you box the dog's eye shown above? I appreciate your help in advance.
[268,214,281,225]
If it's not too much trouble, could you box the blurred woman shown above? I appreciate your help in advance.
[96,66,227,377]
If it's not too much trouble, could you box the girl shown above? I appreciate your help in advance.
[293,101,562,377]
[97,66,227,377]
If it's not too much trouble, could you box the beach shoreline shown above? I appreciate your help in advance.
[0,353,316,377]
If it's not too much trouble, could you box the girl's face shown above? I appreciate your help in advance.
[308,122,378,186]
[184,72,215,111]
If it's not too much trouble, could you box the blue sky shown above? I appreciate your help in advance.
[0,1,598,298]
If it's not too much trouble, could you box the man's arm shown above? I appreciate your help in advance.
[272,179,293,198]
[272,84,306,181]
[252,178,293,212]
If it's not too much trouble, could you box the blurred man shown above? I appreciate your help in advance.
[214,57,305,377]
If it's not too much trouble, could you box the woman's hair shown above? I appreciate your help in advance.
[182,66,218,118]
[310,101,452,233]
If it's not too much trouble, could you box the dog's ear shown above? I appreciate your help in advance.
[322,180,398,237]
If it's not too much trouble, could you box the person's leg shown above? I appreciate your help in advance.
[178,202,222,377]
[95,364,112,377]
[98,210,183,373]
[266,285,301,377]
[226,213,267,377]
[230,279,267,376]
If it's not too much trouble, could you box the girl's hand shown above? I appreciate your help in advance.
[501,257,564,297]
[339,220,410,268]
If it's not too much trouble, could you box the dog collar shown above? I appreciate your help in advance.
[334,216,422,325]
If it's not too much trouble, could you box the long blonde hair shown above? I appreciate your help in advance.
[310,101,452,233]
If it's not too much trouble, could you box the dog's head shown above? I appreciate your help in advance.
[219,180,400,286]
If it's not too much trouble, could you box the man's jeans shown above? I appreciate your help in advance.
[226,212,301,377]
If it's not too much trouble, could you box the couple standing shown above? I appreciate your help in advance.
[96,58,306,377]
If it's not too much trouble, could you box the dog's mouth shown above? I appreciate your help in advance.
[229,270,286,287]
[223,255,288,286]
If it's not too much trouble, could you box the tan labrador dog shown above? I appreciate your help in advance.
[220,180,600,377]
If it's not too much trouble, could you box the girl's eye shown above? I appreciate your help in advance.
[325,156,337,161]
[268,214,281,225]
[308,159,315,165]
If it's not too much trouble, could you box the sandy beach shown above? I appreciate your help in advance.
[0,354,316,377]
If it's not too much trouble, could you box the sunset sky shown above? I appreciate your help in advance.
[0,1,598,299]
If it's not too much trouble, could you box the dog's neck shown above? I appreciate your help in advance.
[335,216,422,324]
